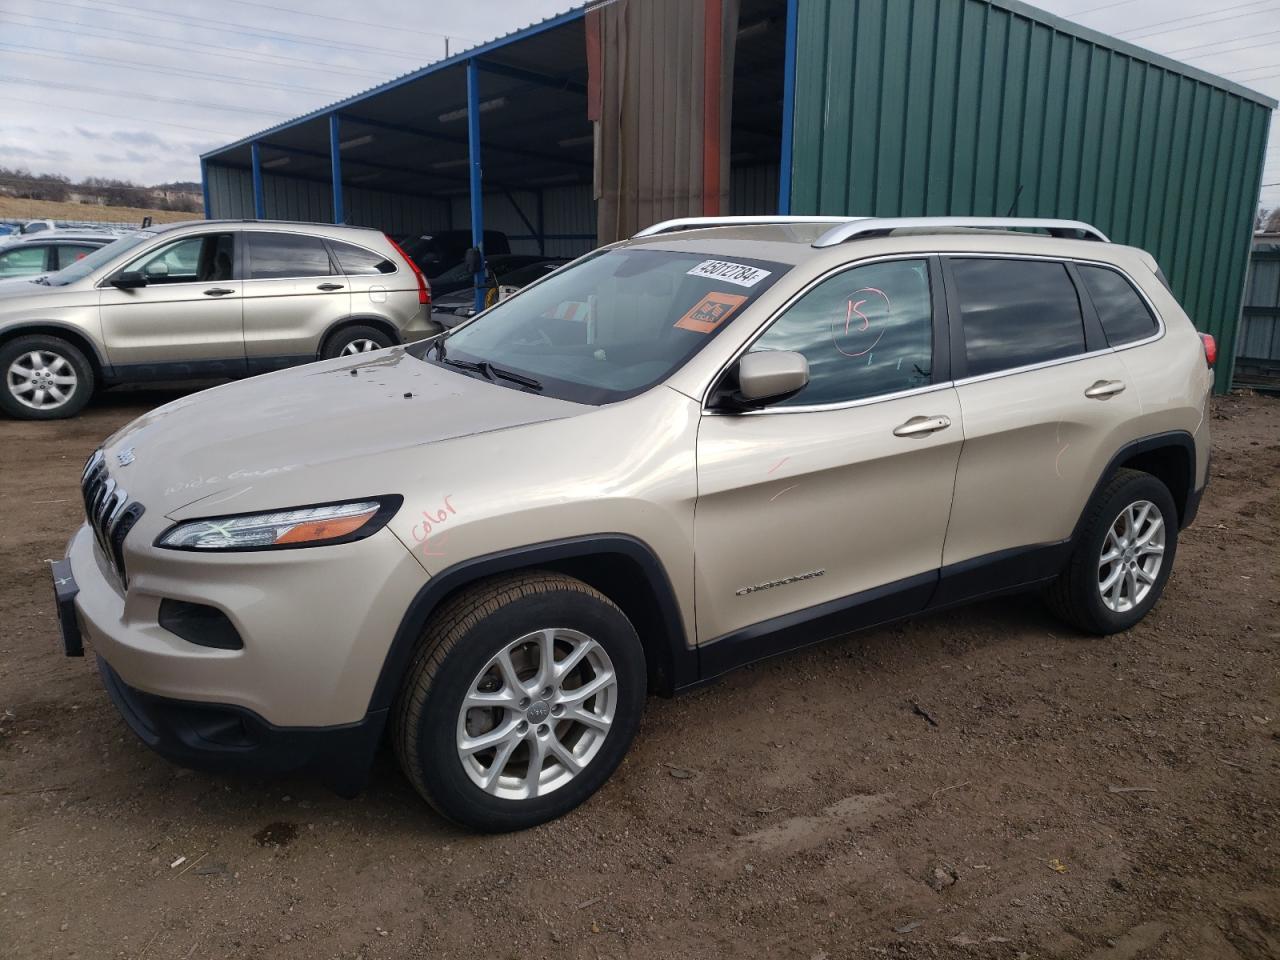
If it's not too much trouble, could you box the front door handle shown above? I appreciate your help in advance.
[1084,379,1126,400]
[203,287,234,297]
[893,415,952,438]
[316,282,345,291]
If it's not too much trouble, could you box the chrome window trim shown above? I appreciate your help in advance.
[698,250,1166,415]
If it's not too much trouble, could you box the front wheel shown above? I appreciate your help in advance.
[393,572,646,832]
[1044,468,1179,634]
[0,334,94,420]
[321,324,395,359]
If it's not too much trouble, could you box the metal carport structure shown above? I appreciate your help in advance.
[201,0,1276,390]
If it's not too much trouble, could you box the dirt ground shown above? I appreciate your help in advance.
[1,389,1277,960]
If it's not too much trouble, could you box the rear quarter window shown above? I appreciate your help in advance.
[1076,264,1158,346]
[330,240,396,275]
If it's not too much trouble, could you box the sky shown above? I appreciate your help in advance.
[0,0,1276,208]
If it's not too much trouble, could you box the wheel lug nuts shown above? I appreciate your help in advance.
[551,704,564,716]
[537,724,548,735]
[541,687,552,699]
[517,720,528,733]
[519,697,530,708]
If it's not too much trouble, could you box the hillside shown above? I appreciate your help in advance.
[0,196,199,228]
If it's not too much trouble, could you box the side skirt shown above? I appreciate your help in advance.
[692,540,1073,686]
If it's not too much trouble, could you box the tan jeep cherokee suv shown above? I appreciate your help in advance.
[0,220,436,419]
[51,216,1213,832]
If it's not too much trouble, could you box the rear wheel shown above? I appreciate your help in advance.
[0,334,94,420]
[1044,468,1178,634]
[321,324,394,359]
[393,572,646,832]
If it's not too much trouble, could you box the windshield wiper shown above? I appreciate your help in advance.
[486,365,542,391]
[431,338,541,390]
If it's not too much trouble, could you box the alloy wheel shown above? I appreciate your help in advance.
[456,628,617,800]
[339,338,381,356]
[1097,499,1165,613]
[7,350,77,411]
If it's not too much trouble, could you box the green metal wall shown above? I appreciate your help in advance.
[788,0,1276,392]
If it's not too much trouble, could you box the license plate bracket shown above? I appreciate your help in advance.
[50,558,83,657]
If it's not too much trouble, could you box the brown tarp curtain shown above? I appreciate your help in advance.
[587,0,740,244]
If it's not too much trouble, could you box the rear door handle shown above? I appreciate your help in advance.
[1084,379,1126,399]
[203,287,234,297]
[893,415,952,438]
[316,282,345,291]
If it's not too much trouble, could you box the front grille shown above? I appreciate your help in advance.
[81,450,144,584]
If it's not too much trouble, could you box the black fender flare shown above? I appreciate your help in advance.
[366,534,697,714]
[1071,429,1200,538]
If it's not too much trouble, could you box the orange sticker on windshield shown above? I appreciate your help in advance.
[674,292,748,334]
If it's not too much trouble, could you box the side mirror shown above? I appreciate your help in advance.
[464,246,483,275]
[111,270,148,290]
[720,350,809,410]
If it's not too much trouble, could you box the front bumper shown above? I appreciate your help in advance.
[96,656,384,795]
[61,522,426,727]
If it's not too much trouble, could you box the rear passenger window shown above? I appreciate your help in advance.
[748,258,934,406]
[1077,264,1157,345]
[329,240,395,275]
[247,233,335,279]
[56,245,100,269]
[950,258,1085,377]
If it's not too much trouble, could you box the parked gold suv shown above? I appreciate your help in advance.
[51,217,1213,831]
[0,220,436,419]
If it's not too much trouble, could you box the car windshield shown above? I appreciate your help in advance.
[46,232,154,286]
[431,247,788,404]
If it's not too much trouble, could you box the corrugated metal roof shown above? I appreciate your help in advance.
[201,3,589,160]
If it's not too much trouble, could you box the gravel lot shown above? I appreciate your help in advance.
[1,389,1277,960]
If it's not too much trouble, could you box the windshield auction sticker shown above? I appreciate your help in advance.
[687,260,772,287]
[674,291,749,334]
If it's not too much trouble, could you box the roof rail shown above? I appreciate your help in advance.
[812,217,1109,247]
[632,215,866,238]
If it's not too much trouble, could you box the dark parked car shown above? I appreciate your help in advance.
[434,257,569,325]
[396,230,511,281]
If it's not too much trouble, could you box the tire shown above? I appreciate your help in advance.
[1044,468,1179,634]
[393,571,646,832]
[0,334,94,420]
[321,324,395,360]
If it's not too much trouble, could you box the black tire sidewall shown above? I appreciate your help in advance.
[1075,473,1179,632]
[321,325,394,359]
[409,588,646,832]
[0,334,94,420]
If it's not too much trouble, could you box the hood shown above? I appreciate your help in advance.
[99,346,589,517]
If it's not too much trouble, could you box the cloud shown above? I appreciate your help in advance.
[75,126,104,140]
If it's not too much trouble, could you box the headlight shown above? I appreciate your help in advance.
[156,497,401,551]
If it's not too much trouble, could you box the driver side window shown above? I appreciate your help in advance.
[126,234,235,285]
[748,258,934,406]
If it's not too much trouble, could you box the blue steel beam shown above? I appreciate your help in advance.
[777,0,799,214]
[200,159,211,218]
[329,114,344,224]
[467,59,486,315]
[250,142,265,219]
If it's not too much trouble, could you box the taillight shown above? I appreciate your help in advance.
[1199,332,1216,368]
[385,234,431,305]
